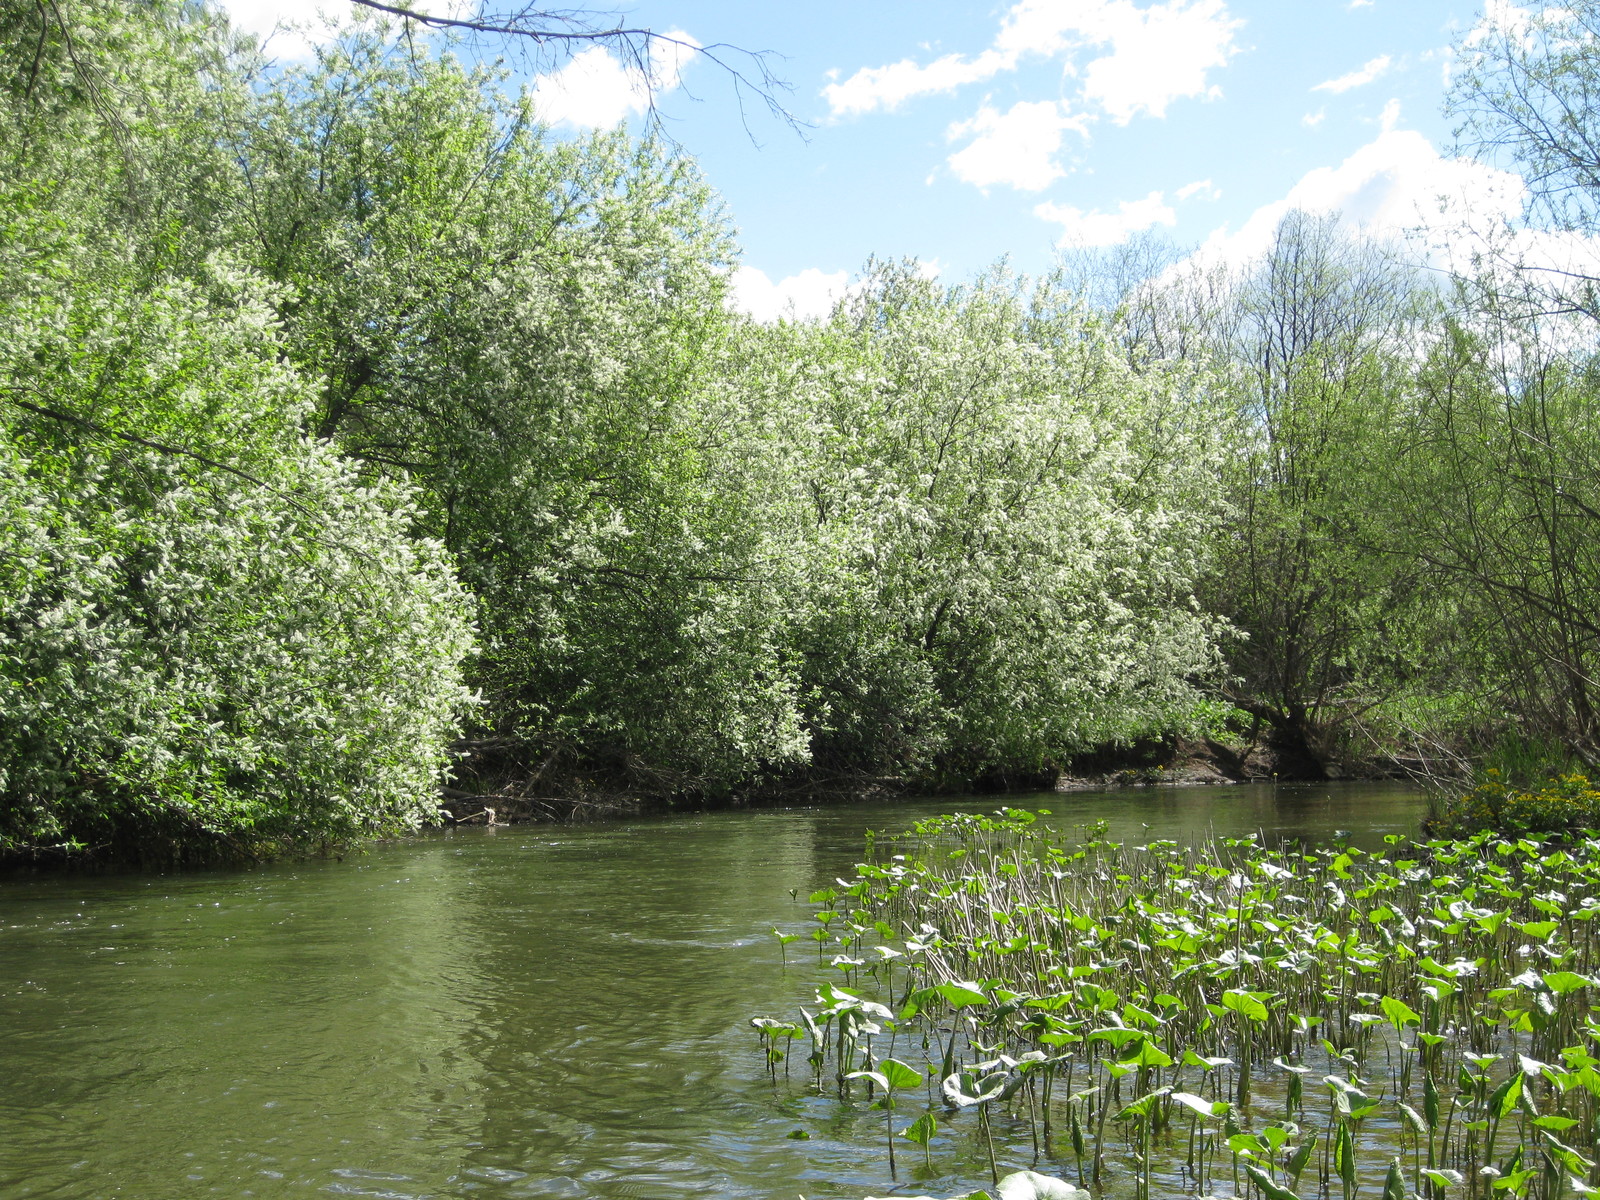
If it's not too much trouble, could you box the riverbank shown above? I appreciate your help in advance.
[437,732,1421,828]
[0,735,1416,869]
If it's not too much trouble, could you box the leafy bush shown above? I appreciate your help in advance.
[234,37,815,795]
[0,214,475,862]
[725,263,1229,782]
[1429,769,1600,836]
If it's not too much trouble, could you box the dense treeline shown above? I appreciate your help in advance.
[3,0,1599,862]
[1094,201,1600,780]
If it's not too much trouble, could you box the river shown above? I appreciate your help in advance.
[0,782,1425,1200]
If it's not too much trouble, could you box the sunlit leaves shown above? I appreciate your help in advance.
[781,815,1600,1200]
[729,262,1228,782]
[0,241,474,857]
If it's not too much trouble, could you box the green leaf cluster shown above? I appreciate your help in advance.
[0,1,473,861]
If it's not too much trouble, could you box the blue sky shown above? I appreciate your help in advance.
[222,0,1530,318]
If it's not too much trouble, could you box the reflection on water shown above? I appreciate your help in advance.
[0,783,1424,1199]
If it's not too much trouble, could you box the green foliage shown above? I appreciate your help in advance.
[0,0,246,266]
[1392,316,1600,764]
[0,235,474,860]
[1449,1,1600,241]
[1478,731,1581,790]
[236,34,809,793]
[728,263,1228,783]
[1094,192,1600,778]
[0,0,1249,855]
[237,34,1237,799]
[0,2,474,861]
[1201,212,1439,768]
[780,815,1600,1200]
[41,0,1580,857]
[1429,6,1600,765]
[1432,770,1600,837]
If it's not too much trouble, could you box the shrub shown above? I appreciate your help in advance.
[0,216,476,863]
[1428,768,1600,836]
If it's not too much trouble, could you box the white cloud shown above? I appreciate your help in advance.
[1192,128,1527,269]
[731,261,944,322]
[824,0,1240,124]
[822,50,1011,116]
[214,0,335,58]
[1348,0,1374,8]
[1303,108,1327,128]
[1379,97,1401,131]
[1065,0,1242,123]
[532,47,647,127]
[1312,54,1392,94]
[1463,0,1537,49]
[730,266,851,323]
[1177,178,1220,202]
[1446,3,1542,91]
[1035,190,1177,247]
[647,30,701,94]
[946,101,1087,192]
[530,28,699,128]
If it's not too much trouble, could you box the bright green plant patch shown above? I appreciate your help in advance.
[757,811,1600,1199]
[1432,771,1600,837]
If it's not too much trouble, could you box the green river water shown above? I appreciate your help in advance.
[0,782,1425,1200]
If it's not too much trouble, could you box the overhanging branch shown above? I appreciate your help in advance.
[343,0,804,137]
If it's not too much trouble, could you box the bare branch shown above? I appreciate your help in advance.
[343,0,805,138]
[348,0,656,46]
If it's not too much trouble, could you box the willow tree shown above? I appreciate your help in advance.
[1425,1,1600,766]
[1198,213,1440,772]
[1386,300,1600,765]
[1448,0,1600,320]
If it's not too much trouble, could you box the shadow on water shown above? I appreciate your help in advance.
[0,782,1424,1199]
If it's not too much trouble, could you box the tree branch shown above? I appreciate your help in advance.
[348,0,656,45]
[343,0,805,137]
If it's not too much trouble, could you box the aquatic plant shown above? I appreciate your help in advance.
[1431,771,1600,837]
[848,1056,924,1177]
[756,810,1600,1198]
